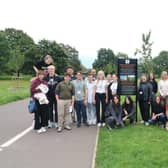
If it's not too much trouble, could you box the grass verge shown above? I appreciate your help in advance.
[0,80,30,105]
[96,124,168,168]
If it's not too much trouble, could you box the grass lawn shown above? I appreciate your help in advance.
[0,80,30,105]
[96,124,168,168]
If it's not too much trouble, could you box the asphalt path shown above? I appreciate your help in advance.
[0,99,98,168]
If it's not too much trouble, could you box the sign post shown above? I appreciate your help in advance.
[118,59,138,121]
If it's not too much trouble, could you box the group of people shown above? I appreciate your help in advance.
[30,54,168,133]
[138,72,168,129]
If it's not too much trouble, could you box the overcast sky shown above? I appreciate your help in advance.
[1,0,168,68]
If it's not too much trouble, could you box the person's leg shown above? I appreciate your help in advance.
[100,93,106,123]
[143,101,150,122]
[54,98,58,123]
[48,97,54,122]
[105,116,115,129]
[95,93,101,124]
[57,100,65,128]
[34,100,41,130]
[64,100,72,128]
[158,114,166,126]
[86,103,92,124]
[139,101,145,122]
[75,101,81,126]
[81,100,87,124]
[40,104,49,127]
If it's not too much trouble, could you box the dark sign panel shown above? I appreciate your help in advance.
[118,59,137,95]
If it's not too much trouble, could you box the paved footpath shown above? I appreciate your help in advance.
[0,99,98,168]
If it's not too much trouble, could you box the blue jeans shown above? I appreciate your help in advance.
[75,100,87,124]
[87,103,96,124]
[148,114,166,125]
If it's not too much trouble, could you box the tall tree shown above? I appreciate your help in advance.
[0,31,10,73]
[38,39,68,74]
[153,51,168,76]
[134,30,154,74]
[93,48,117,74]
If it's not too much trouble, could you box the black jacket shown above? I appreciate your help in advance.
[44,74,63,97]
[149,80,158,94]
[138,81,152,102]
[105,102,123,125]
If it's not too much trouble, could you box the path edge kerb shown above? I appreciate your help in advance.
[91,127,100,168]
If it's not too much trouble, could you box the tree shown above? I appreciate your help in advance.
[116,52,128,59]
[153,51,168,77]
[4,28,36,75]
[0,31,10,73]
[134,30,154,74]
[38,39,68,74]
[7,47,25,77]
[59,43,83,72]
[93,48,117,74]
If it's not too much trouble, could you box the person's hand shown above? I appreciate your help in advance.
[123,116,128,121]
[84,100,87,106]
[93,99,96,105]
[152,115,156,120]
[105,98,108,104]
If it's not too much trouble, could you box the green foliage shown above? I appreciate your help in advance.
[0,28,83,75]
[93,48,117,74]
[153,51,168,76]
[135,30,154,74]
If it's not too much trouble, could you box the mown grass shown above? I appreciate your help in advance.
[0,80,30,105]
[96,124,168,168]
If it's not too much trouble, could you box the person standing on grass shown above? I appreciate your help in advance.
[72,71,88,128]
[93,70,108,127]
[148,96,166,128]
[44,65,62,129]
[158,71,168,107]
[86,73,97,125]
[122,96,136,124]
[30,70,49,134]
[138,74,152,126]
[106,74,112,86]
[105,95,124,130]
[56,73,75,133]
[107,73,120,103]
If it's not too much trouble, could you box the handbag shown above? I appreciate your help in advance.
[28,99,37,114]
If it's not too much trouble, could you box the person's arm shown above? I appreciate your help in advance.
[158,81,164,96]
[127,104,136,118]
[55,84,60,101]
[71,84,75,109]
[85,87,88,106]
[33,65,39,74]
[93,82,97,104]
[105,83,108,104]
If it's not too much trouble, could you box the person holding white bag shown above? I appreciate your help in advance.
[30,70,49,133]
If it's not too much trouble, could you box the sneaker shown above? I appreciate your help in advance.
[145,122,149,126]
[77,123,81,128]
[97,123,101,127]
[64,125,72,130]
[140,120,144,124]
[84,122,89,127]
[57,127,63,133]
[102,123,106,127]
[53,122,58,128]
[48,121,52,128]
[37,127,46,134]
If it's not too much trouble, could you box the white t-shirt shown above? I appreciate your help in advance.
[86,81,95,103]
[110,81,118,94]
[158,79,168,96]
[95,80,107,94]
